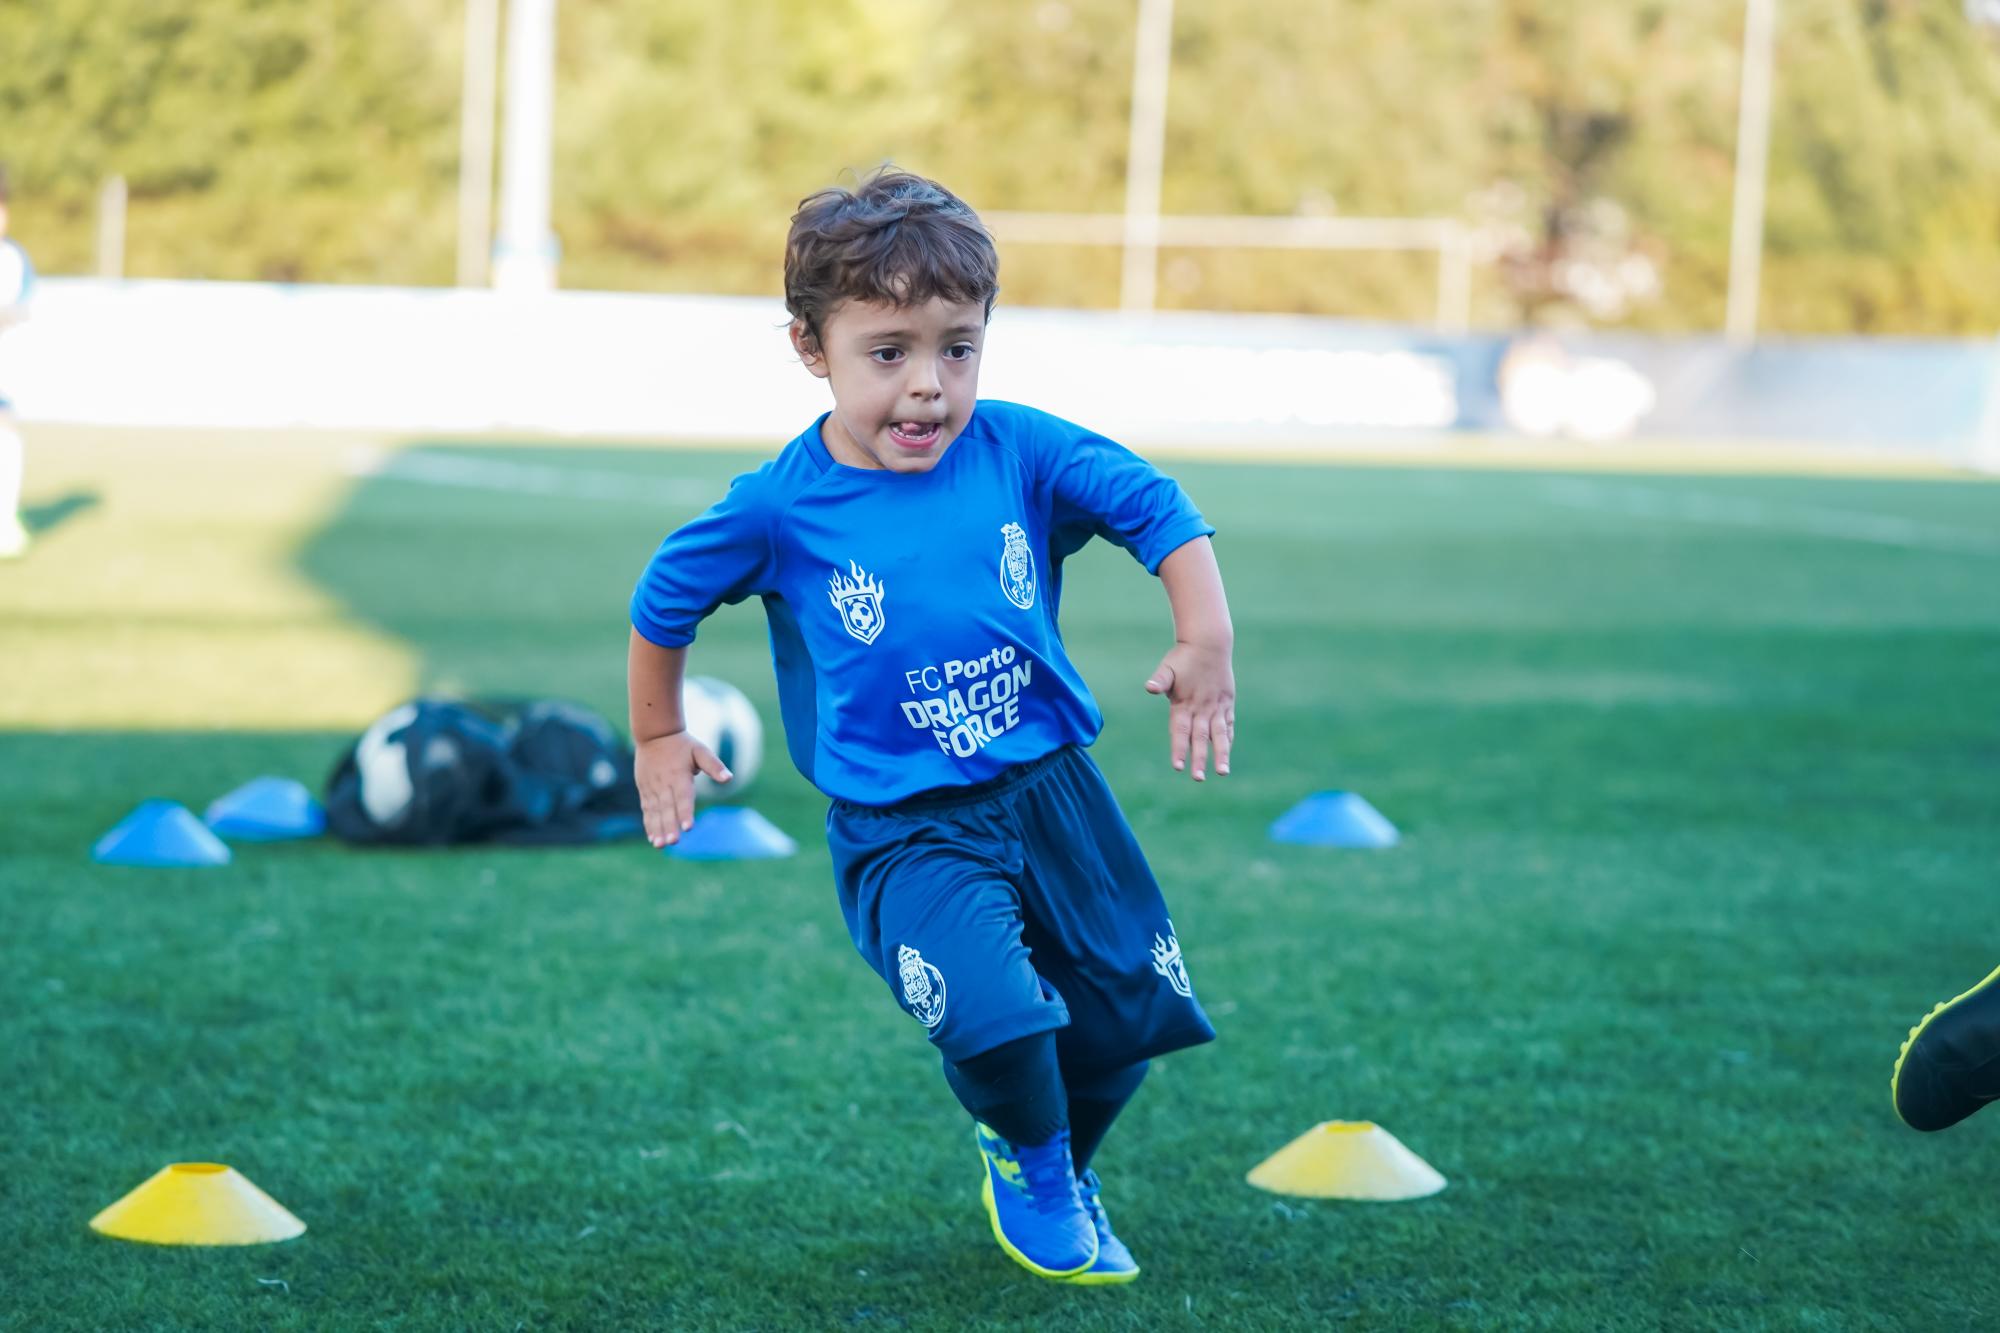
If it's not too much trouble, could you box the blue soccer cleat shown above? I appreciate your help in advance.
[1893,961,2000,1132]
[1062,1169,1140,1285]
[973,1122,1098,1278]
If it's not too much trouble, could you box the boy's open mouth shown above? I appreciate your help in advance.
[888,421,942,449]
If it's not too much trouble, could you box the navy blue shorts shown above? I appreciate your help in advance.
[828,744,1214,1076]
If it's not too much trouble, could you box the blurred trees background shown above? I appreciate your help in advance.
[2,0,1996,334]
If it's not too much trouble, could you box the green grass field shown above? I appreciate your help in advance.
[3,426,1997,1331]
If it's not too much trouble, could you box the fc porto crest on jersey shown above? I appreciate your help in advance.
[828,560,887,645]
[1150,921,1192,998]
[897,944,947,1029]
[998,522,1036,610]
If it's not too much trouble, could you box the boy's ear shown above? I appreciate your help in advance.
[790,318,830,379]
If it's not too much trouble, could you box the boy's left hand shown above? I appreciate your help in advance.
[1145,640,1235,781]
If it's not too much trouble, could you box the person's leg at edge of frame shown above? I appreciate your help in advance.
[1893,960,2000,1131]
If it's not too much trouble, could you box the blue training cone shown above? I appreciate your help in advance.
[665,807,797,861]
[93,801,233,867]
[1269,791,1401,849]
[204,776,326,842]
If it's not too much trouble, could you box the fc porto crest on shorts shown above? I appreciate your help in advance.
[1150,921,1192,998]
[897,944,947,1029]
[999,522,1036,610]
[828,560,887,645]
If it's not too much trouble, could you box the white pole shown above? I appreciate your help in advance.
[1726,0,1778,345]
[457,0,501,287]
[96,175,127,280]
[493,0,558,293]
[1120,0,1174,314]
[1436,221,1471,334]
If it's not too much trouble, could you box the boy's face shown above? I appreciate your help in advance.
[792,294,986,474]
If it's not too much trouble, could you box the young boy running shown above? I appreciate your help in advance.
[627,167,1234,1283]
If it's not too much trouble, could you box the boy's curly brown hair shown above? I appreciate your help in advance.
[784,167,999,350]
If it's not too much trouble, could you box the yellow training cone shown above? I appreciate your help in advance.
[89,1163,306,1245]
[1246,1121,1447,1200]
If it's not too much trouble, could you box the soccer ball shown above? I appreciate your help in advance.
[681,676,763,801]
[353,702,420,827]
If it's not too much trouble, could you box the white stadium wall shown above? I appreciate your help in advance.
[3,278,1996,469]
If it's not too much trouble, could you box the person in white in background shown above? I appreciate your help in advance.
[0,165,36,558]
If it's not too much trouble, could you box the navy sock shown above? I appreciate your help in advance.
[1064,1060,1148,1175]
[943,1031,1067,1147]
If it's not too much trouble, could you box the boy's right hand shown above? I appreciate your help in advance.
[634,731,732,848]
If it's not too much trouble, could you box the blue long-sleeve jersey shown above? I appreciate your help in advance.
[630,400,1213,806]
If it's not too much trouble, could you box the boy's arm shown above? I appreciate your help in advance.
[628,629,732,847]
[627,466,781,845]
[1144,536,1235,783]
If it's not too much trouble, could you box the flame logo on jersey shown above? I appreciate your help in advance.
[1150,921,1192,998]
[828,560,887,645]
[999,522,1036,610]
[897,944,947,1029]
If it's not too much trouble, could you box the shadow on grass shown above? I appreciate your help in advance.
[291,441,776,719]
[24,488,99,536]
[286,440,827,830]
[5,441,822,854]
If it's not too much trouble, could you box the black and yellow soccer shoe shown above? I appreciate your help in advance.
[1893,962,2000,1132]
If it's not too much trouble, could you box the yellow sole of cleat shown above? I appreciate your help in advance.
[1062,1265,1141,1287]
[1891,959,2000,1126]
[980,1175,1098,1280]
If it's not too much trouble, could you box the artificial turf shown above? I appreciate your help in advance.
[2,427,1996,1330]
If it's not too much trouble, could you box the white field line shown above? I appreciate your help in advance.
[347,447,717,507]
[1539,478,2000,557]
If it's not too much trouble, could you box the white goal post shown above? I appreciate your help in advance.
[982,211,1474,333]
